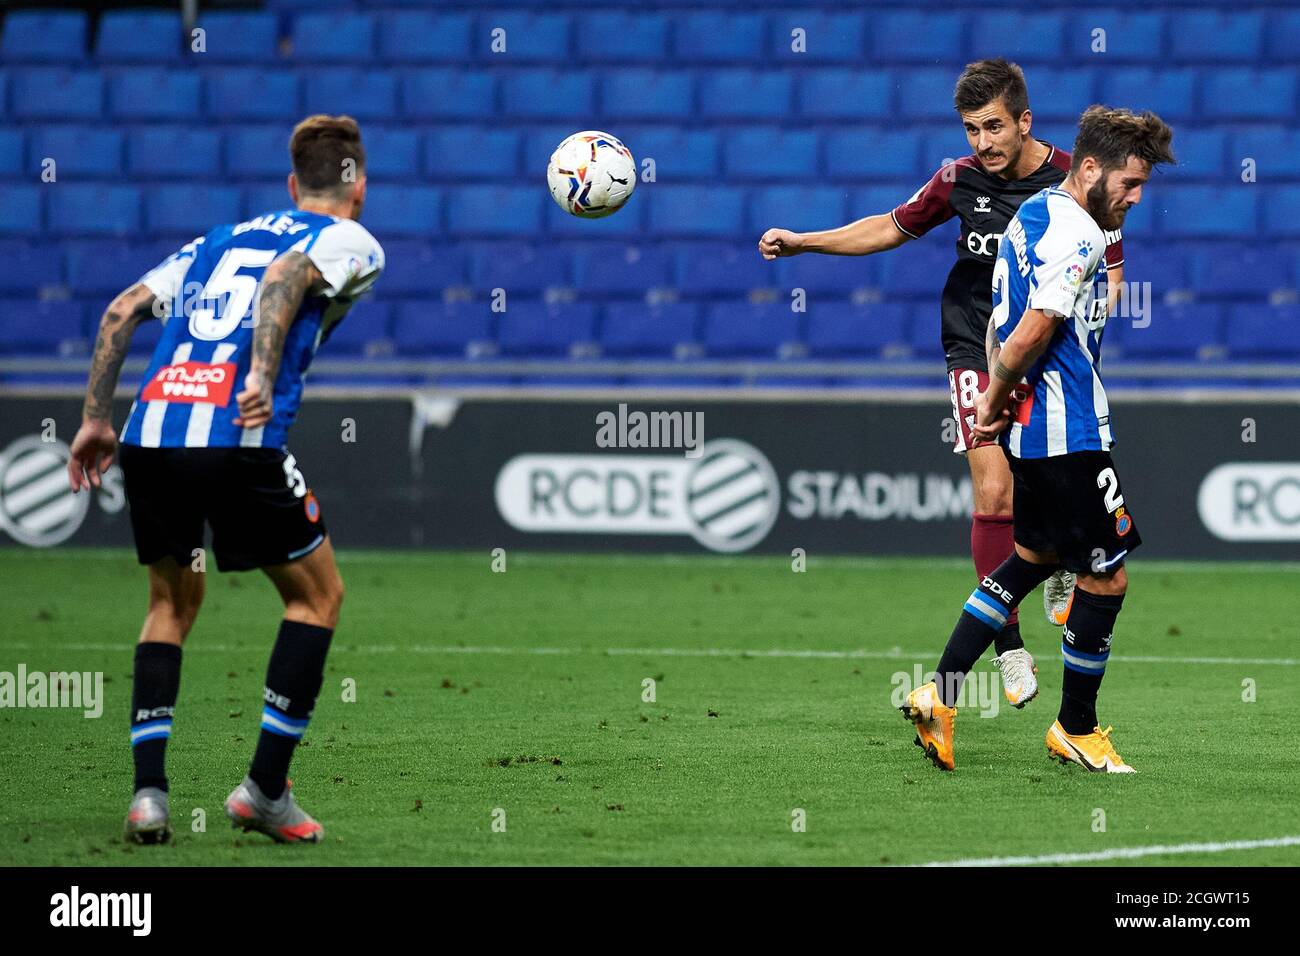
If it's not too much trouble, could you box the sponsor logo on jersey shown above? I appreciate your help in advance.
[140,361,237,405]
[966,230,1002,256]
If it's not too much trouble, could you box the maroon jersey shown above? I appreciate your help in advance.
[891,142,1123,373]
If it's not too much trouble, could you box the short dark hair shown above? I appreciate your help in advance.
[290,114,366,196]
[1070,105,1176,173]
[954,59,1029,120]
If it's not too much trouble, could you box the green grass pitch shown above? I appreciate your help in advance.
[1,549,1297,866]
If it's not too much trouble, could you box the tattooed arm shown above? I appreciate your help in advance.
[68,283,159,492]
[233,252,325,429]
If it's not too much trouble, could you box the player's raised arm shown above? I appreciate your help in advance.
[68,282,160,492]
[758,213,911,259]
[233,251,326,430]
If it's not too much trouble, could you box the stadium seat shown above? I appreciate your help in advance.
[424,128,520,180]
[1168,13,1263,62]
[28,127,122,178]
[1225,305,1300,359]
[907,306,946,360]
[291,13,376,63]
[109,69,200,121]
[1107,304,1224,359]
[970,13,1064,62]
[724,128,818,180]
[392,300,494,357]
[875,242,961,297]
[778,251,879,297]
[618,127,719,181]
[128,318,162,355]
[1,12,87,63]
[321,300,390,355]
[1162,129,1227,181]
[47,185,140,237]
[194,13,280,63]
[768,12,866,63]
[497,303,598,357]
[95,12,182,63]
[1269,12,1300,60]
[224,126,294,179]
[205,69,300,121]
[362,185,443,237]
[64,240,179,295]
[466,241,571,293]
[1189,247,1291,297]
[1203,70,1297,121]
[0,186,42,236]
[502,70,596,120]
[354,126,420,180]
[376,12,472,62]
[1234,128,1300,178]
[572,244,671,294]
[1262,188,1300,238]
[749,187,846,235]
[699,70,793,119]
[1098,70,1196,122]
[0,70,8,120]
[1064,11,1164,62]
[244,184,297,219]
[445,187,541,237]
[798,70,892,120]
[577,13,669,62]
[1126,243,1190,296]
[127,128,222,179]
[545,198,646,239]
[826,129,922,179]
[146,186,242,237]
[0,299,86,355]
[1027,69,1097,121]
[703,303,802,358]
[871,14,963,62]
[601,70,693,120]
[673,12,764,63]
[647,186,744,238]
[401,70,495,120]
[600,302,700,358]
[476,13,570,60]
[12,69,103,121]
[379,240,468,295]
[0,128,19,176]
[898,69,966,121]
[0,241,63,294]
[674,243,774,296]
[301,68,397,121]
[1159,187,1257,238]
[806,303,909,358]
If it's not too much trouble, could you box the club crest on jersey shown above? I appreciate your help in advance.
[1114,507,1132,536]
[140,361,236,405]
[304,491,321,524]
[974,196,992,214]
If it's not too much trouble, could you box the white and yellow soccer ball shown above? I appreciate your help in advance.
[546,131,636,218]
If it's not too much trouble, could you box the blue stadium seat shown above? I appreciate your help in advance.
[703,303,801,358]
[1163,128,1226,181]
[424,127,519,180]
[849,185,928,222]
[971,13,1064,62]
[1,12,87,63]
[674,243,773,296]
[572,244,670,294]
[601,302,700,358]
[291,13,375,62]
[127,128,222,179]
[244,185,296,219]
[0,70,8,120]
[618,127,719,181]
[674,12,764,63]
[898,69,964,121]
[907,306,945,360]
[1203,70,1296,121]
[206,69,299,121]
[445,187,541,237]
[0,300,86,354]
[1098,69,1196,122]
[476,13,569,60]
[301,68,397,121]
[646,186,744,238]
[48,185,140,237]
[1109,304,1223,359]
[0,186,42,236]
[1234,128,1300,177]
[1189,247,1290,297]
[1064,11,1164,62]
[768,12,866,63]
[1263,188,1300,238]
[871,14,963,62]
[1027,69,1097,121]
[109,69,200,121]
[128,318,162,356]
[376,12,471,62]
[0,241,62,294]
[321,300,390,355]
[380,240,468,295]
[724,128,818,179]
[146,186,242,237]
[778,252,878,296]
[798,70,892,120]
[1169,13,1263,62]
[750,187,846,235]
[0,129,19,176]
[1127,243,1189,296]
[1226,305,1300,359]
[1160,187,1257,238]
[195,13,280,63]
[806,303,909,358]
[466,241,571,293]
[601,70,693,120]
[95,12,182,63]
[502,70,595,119]
[826,129,922,179]
[876,242,961,296]
[224,126,294,179]
[524,126,581,178]
[13,69,103,121]
[29,127,122,178]
[498,303,598,357]
[1269,13,1300,60]
[362,185,443,237]
[360,127,421,180]
[1116,195,1156,239]
[392,300,493,357]
[577,13,669,62]
[545,198,645,239]
[699,70,793,119]
[401,70,495,120]
[64,240,179,295]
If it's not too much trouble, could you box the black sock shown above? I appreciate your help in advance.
[249,620,333,800]
[935,553,1058,706]
[993,621,1025,655]
[130,642,182,793]
[1058,588,1124,734]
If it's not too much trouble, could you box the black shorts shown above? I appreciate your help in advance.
[1007,449,1141,575]
[119,444,327,573]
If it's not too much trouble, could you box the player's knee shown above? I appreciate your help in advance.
[1081,567,1127,597]
[979,477,1013,515]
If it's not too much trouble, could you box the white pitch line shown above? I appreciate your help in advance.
[910,835,1300,867]
[0,643,1296,667]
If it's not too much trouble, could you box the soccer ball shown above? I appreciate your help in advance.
[546,131,636,218]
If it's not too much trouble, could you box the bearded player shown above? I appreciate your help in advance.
[760,60,1124,708]
[67,115,385,843]
[902,105,1175,771]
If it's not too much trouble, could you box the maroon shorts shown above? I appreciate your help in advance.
[948,367,994,455]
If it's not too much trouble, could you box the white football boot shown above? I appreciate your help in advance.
[1043,569,1076,626]
[990,647,1038,708]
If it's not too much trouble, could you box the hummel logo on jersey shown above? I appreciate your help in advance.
[974,196,992,214]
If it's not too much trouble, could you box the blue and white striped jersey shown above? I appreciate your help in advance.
[992,186,1111,460]
[121,209,384,449]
